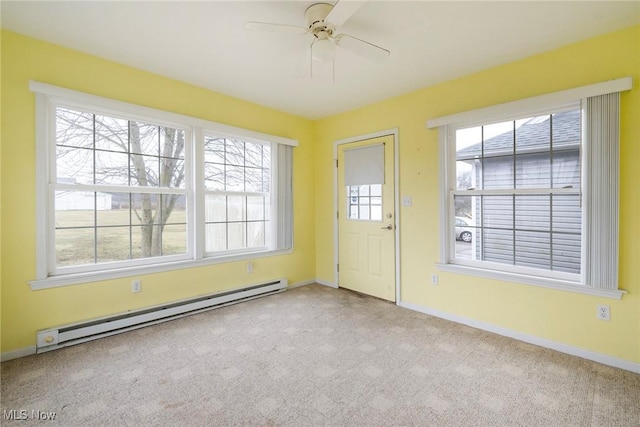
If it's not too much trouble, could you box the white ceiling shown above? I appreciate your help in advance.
[2,1,639,119]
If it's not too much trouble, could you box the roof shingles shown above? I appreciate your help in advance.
[457,109,580,160]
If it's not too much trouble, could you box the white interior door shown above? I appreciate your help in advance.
[337,135,395,301]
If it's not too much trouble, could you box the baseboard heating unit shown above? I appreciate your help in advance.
[36,278,287,353]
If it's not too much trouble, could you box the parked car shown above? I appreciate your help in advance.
[455,217,473,243]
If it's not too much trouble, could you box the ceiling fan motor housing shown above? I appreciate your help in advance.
[305,3,334,38]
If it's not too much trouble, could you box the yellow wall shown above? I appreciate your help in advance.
[314,25,640,363]
[0,31,315,352]
[2,25,639,365]
[0,30,4,348]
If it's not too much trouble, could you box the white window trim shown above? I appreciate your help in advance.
[427,78,632,300]
[30,81,297,290]
[30,248,293,290]
[30,82,299,146]
[435,263,624,300]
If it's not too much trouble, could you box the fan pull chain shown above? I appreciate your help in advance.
[310,39,315,79]
[332,58,335,84]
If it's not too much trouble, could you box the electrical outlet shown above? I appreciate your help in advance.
[597,305,610,321]
[431,274,438,285]
[131,280,142,293]
[246,261,253,273]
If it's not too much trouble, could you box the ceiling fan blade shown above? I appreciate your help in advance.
[244,21,308,34]
[334,34,390,63]
[325,0,367,27]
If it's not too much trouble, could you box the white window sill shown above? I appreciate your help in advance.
[29,249,293,291]
[436,263,626,300]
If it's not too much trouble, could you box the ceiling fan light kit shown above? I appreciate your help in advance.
[312,38,337,63]
[307,3,337,63]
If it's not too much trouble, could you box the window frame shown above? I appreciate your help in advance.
[427,78,631,300]
[445,105,583,284]
[201,132,276,255]
[30,82,297,290]
[49,102,194,276]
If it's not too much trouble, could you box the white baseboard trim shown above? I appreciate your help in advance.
[288,279,317,289]
[398,300,640,374]
[289,279,338,289]
[1,346,37,362]
[315,279,338,289]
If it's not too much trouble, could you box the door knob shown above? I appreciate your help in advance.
[381,224,394,230]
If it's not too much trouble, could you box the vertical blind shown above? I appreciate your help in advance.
[276,144,294,250]
[584,92,620,290]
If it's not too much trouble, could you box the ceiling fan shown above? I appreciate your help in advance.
[245,1,390,71]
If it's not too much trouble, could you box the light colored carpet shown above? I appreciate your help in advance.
[1,284,639,426]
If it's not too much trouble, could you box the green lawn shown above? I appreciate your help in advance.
[55,209,186,266]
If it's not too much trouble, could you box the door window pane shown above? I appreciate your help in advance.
[347,184,383,221]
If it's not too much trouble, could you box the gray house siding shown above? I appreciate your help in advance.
[475,151,581,273]
[457,110,582,274]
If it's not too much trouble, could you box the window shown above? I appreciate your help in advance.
[347,184,382,221]
[203,136,272,252]
[54,107,189,269]
[427,78,632,298]
[31,82,296,288]
[453,108,582,277]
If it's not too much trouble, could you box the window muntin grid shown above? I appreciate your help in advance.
[54,106,188,268]
[452,108,582,274]
[347,184,383,221]
[203,136,271,252]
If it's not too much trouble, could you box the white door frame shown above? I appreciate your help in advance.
[333,128,401,304]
